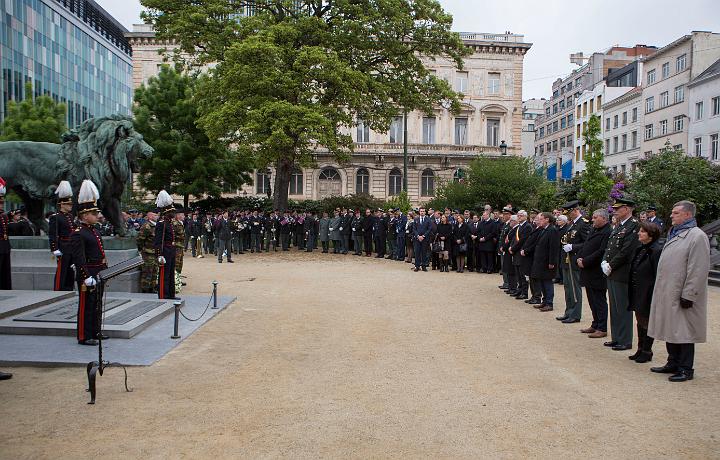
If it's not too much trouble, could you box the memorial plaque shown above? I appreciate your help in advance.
[104,301,164,325]
[14,299,129,323]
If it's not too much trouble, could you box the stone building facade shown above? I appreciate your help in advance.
[126,26,531,203]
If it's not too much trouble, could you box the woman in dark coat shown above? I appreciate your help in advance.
[452,215,470,273]
[628,221,663,363]
[435,215,453,272]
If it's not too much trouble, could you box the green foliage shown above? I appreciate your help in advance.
[428,155,558,211]
[631,142,720,224]
[141,0,470,210]
[578,114,613,209]
[0,82,66,142]
[133,65,252,206]
[386,190,412,213]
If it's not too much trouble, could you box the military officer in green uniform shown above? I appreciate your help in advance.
[602,197,640,351]
[556,200,590,323]
[173,208,186,275]
[136,210,159,294]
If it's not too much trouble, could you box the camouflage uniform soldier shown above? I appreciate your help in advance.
[136,211,159,293]
[173,209,186,274]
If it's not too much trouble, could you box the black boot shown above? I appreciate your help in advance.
[629,323,645,360]
[635,331,654,363]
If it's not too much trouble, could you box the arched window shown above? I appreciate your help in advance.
[421,169,435,196]
[356,168,370,195]
[388,168,402,196]
[318,167,342,198]
[453,168,465,183]
[289,167,303,195]
[256,169,271,195]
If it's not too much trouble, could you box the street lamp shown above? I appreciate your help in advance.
[500,140,508,156]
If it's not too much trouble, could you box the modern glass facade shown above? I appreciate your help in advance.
[1,0,132,128]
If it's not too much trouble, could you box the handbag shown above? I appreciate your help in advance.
[458,243,468,253]
[431,236,442,253]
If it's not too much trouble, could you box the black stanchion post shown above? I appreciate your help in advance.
[211,280,219,309]
[171,300,181,339]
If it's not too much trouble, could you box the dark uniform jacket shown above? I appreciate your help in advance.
[48,211,76,254]
[510,221,532,267]
[530,226,560,280]
[604,217,640,282]
[561,216,590,269]
[351,216,363,237]
[0,212,10,254]
[577,223,612,290]
[71,223,107,280]
[341,214,353,237]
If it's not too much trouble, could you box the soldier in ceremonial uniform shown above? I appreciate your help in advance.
[602,197,640,351]
[351,210,364,255]
[646,205,664,232]
[0,177,11,290]
[154,190,178,300]
[557,200,590,323]
[48,181,76,291]
[70,180,107,345]
[136,210,159,293]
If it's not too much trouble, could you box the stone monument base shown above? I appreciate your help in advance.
[0,290,178,339]
[9,236,141,292]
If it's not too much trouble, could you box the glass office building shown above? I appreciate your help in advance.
[1,0,132,128]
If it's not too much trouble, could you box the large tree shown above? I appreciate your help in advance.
[578,114,613,209]
[133,65,252,207]
[141,0,470,210]
[631,142,720,224]
[0,82,66,143]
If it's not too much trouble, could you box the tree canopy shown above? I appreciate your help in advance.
[133,65,252,206]
[428,155,559,211]
[140,0,470,210]
[630,142,720,224]
[0,82,67,143]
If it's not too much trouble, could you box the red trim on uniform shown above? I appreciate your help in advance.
[78,290,86,341]
[158,266,165,299]
[54,257,62,291]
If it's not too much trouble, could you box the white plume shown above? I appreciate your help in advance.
[155,190,173,208]
[55,180,73,199]
[78,180,100,203]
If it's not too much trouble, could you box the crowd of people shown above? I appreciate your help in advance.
[131,198,706,383]
[0,172,712,383]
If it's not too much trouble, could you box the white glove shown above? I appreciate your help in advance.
[158,256,166,264]
[84,277,97,287]
[53,250,62,257]
[601,260,611,276]
[339,227,343,231]
[329,227,334,231]
[563,244,573,253]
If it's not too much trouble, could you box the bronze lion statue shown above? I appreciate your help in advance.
[0,115,154,236]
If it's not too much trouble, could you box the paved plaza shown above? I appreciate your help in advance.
[1,252,719,458]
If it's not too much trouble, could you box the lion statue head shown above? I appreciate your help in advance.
[58,115,154,236]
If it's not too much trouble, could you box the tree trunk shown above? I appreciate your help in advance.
[273,157,292,211]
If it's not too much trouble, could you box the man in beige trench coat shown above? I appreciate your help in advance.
[648,201,710,382]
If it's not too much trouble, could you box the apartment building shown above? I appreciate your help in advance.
[688,58,720,163]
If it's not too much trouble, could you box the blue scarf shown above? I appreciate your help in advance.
[667,218,697,242]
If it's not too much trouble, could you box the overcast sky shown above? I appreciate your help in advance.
[97,0,720,100]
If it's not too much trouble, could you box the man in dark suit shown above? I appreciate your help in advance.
[530,212,560,311]
[497,207,513,289]
[373,209,387,258]
[520,215,543,305]
[501,213,518,293]
[362,209,374,256]
[576,209,612,338]
[510,210,532,299]
[341,208,353,254]
[412,207,432,272]
[214,211,234,263]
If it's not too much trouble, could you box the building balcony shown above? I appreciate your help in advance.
[317,142,514,157]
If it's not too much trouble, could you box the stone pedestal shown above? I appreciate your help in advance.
[10,236,141,292]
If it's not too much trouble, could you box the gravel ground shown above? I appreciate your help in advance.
[1,251,719,459]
